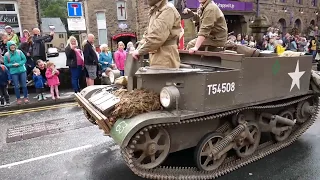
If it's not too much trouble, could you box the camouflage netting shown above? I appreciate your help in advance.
[108,88,163,124]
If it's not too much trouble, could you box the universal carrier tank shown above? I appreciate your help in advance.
[75,50,320,180]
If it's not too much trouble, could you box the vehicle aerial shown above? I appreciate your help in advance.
[47,47,59,57]
[75,48,320,179]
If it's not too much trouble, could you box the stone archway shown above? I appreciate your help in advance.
[294,19,302,32]
[278,18,287,35]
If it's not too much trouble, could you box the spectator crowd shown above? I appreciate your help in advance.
[227,26,320,61]
[0,25,135,107]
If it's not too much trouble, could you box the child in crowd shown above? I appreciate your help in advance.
[36,60,47,82]
[33,67,46,101]
[98,44,113,71]
[0,64,11,106]
[45,61,60,100]
[114,41,126,76]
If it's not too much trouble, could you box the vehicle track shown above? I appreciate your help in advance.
[121,94,319,180]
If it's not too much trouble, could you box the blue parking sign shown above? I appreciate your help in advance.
[67,2,83,17]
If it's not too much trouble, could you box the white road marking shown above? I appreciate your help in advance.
[0,144,93,169]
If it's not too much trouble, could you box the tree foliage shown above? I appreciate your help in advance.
[39,0,68,30]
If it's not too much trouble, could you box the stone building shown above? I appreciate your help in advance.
[41,18,68,51]
[134,0,319,42]
[83,0,137,51]
[0,0,39,35]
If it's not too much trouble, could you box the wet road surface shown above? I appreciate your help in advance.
[0,104,320,180]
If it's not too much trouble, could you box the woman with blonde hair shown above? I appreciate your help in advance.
[126,41,135,53]
[65,36,84,93]
[98,44,113,71]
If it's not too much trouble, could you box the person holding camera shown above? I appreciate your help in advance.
[32,28,54,62]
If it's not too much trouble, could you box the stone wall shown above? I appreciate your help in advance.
[17,0,38,31]
[252,0,318,35]
[83,0,137,50]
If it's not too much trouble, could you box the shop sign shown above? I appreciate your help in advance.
[186,0,253,11]
[0,14,19,32]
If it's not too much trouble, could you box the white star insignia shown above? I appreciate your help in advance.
[288,60,305,91]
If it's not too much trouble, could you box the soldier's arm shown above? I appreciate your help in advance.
[138,9,175,55]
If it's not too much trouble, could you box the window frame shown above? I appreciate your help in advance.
[96,11,107,45]
[0,1,22,33]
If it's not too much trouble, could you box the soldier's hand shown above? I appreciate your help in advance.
[189,47,198,54]
[182,8,191,14]
[131,50,140,60]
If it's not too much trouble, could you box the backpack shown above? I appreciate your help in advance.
[5,50,21,63]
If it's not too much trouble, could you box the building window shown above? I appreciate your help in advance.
[96,12,107,45]
[280,0,286,2]
[0,2,21,34]
[47,44,53,49]
[59,34,64,38]
[312,0,317,6]
[296,0,302,4]
[0,4,15,11]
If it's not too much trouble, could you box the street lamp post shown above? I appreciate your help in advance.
[249,0,270,48]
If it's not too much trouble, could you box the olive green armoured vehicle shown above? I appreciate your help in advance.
[75,50,320,180]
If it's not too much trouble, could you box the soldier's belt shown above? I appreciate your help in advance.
[148,40,178,54]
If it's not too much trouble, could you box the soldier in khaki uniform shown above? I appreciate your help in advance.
[131,0,181,68]
[183,0,228,53]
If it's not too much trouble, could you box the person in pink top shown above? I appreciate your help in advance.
[20,30,30,43]
[65,36,84,93]
[114,41,126,76]
[45,61,60,100]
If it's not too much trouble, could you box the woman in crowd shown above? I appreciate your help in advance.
[20,30,31,43]
[114,41,126,76]
[19,34,34,80]
[126,42,135,53]
[98,44,113,72]
[65,36,84,93]
[3,41,28,104]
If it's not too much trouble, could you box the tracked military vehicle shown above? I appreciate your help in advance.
[75,50,320,180]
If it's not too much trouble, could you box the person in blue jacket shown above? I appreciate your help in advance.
[0,64,11,106]
[32,67,46,101]
[4,40,28,105]
[98,44,114,71]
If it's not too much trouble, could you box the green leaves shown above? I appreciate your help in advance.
[272,59,280,75]
[39,0,68,29]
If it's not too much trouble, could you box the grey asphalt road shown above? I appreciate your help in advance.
[47,52,67,69]
[0,105,320,180]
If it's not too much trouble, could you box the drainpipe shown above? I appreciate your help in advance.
[35,0,41,28]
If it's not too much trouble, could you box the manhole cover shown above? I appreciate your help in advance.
[6,117,94,143]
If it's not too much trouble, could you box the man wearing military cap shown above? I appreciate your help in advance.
[131,0,181,69]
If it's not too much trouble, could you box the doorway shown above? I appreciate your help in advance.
[225,15,245,35]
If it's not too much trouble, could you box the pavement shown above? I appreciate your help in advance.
[0,52,76,111]
[0,89,75,111]
[0,104,320,180]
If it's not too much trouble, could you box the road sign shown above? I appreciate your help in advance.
[67,2,83,17]
[67,17,86,31]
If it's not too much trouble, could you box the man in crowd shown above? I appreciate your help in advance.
[32,28,54,62]
[83,34,98,86]
[183,0,228,53]
[131,0,181,68]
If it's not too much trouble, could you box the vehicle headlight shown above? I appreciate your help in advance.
[159,86,180,109]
